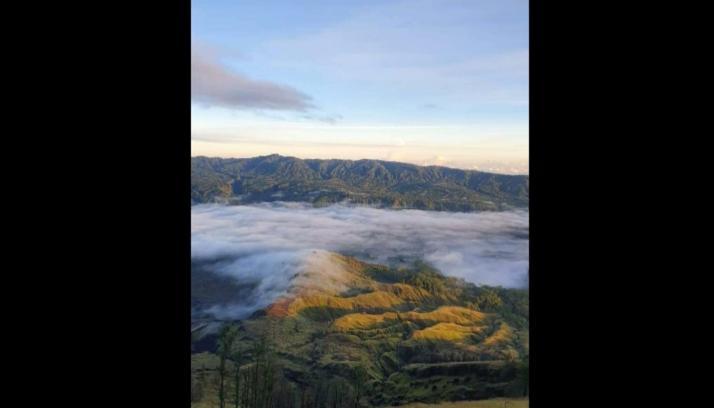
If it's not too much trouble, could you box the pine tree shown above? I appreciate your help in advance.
[217,324,239,408]
[233,345,243,408]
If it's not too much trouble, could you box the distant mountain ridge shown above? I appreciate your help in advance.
[192,154,528,211]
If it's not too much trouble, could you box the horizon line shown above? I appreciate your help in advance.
[191,153,529,176]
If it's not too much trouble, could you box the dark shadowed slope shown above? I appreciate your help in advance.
[191,155,529,211]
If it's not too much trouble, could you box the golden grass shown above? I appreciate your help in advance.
[332,306,487,333]
[288,251,377,295]
[265,296,293,317]
[385,283,432,301]
[272,279,437,317]
[266,252,438,317]
[332,311,399,330]
[482,323,513,346]
[411,322,484,341]
[286,290,405,315]
[403,306,487,326]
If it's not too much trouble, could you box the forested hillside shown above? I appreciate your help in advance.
[191,155,528,211]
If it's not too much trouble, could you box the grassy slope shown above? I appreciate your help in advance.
[191,253,528,406]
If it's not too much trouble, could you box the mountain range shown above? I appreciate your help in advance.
[192,155,528,211]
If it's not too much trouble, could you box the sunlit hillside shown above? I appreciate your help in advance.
[191,252,528,407]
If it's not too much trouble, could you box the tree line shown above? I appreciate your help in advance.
[193,323,370,408]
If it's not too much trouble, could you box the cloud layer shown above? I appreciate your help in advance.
[191,46,313,111]
[192,203,528,318]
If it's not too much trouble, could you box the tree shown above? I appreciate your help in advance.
[233,345,243,408]
[517,358,529,396]
[352,366,369,407]
[244,332,277,408]
[191,373,204,402]
[217,324,240,408]
[476,289,503,311]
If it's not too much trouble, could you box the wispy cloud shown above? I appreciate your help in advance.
[191,43,314,111]
[300,113,344,124]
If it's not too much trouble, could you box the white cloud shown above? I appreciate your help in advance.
[192,43,313,111]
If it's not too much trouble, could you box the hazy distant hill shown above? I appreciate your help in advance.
[191,155,528,211]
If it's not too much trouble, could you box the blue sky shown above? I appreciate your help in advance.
[192,0,528,174]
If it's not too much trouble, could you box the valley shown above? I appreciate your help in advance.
[190,157,529,407]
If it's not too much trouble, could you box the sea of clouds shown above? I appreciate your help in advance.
[192,203,528,315]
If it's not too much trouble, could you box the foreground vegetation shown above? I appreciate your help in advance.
[401,398,528,408]
[191,254,529,407]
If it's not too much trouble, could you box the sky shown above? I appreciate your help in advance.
[192,0,529,174]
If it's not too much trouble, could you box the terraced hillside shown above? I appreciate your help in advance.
[191,253,528,407]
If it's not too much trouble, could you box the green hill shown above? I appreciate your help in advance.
[191,253,528,407]
[191,155,528,211]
